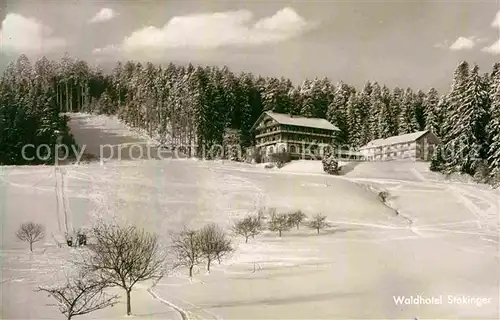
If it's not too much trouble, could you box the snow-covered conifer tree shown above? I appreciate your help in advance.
[398,88,418,134]
[487,75,500,179]
[445,64,489,175]
[424,88,440,135]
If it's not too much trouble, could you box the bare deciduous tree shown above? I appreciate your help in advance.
[288,210,307,230]
[214,236,233,265]
[171,229,203,278]
[378,191,389,203]
[232,216,261,243]
[198,224,233,272]
[308,214,330,234]
[268,212,292,237]
[79,223,166,316]
[16,222,45,251]
[37,270,118,320]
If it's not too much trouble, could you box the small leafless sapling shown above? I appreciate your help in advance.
[308,214,330,234]
[378,191,389,203]
[268,212,292,237]
[232,216,261,243]
[171,228,203,278]
[37,270,118,320]
[288,210,307,230]
[198,224,233,272]
[16,222,45,251]
[78,223,166,316]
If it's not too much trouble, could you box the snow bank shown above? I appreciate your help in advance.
[342,161,428,181]
[278,160,350,174]
[279,160,324,173]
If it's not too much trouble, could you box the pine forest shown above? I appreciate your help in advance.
[0,54,499,184]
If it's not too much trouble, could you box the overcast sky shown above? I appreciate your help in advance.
[1,0,499,91]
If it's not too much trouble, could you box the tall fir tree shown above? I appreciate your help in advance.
[261,77,281,112]
[443,61,469,142]
[413,90,427,130]
[358,82,373,145]
[287,86,303,115]
[490,62,500,85]
[300,77,332,118]
[391,87,404,132]
[430,144,445,172]
[380,85,397,136]
[487,76,500,179]
[346,93,362,147]
[327,81,352,146]
[424,87,440,134]
[377,102,394,139]
[398,88,418,134]
[444,64,490,175]
[433,95,448,138]
[369,82,383,139]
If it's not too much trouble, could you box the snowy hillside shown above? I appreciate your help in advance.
[1,113,499,320]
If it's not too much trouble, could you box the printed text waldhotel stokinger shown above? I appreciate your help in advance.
[393,295,492,307]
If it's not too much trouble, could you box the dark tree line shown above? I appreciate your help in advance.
[0,54,87,165]
[1,54,499,183]
[431,61,500,185]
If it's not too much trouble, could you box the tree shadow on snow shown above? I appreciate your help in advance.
[261,227,356,241]
[204,291,363,309]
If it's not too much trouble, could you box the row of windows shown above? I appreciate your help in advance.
[366,146,431,157]
[258,135,280,144]
[385,151,413,157]
[281,125,332,136]
[267,145,321,154]
[371,142,413,151]
[367,149,433,160]
[368,139,437,152]
[256,124,332,136]
[258,126,279,134]
[370,152,414,160]
[257,136,332,145]
[281,134,331,144]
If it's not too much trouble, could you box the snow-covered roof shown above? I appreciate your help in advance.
[252,111,340,131]
[360,130,430,149]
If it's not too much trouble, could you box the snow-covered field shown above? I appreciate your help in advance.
[1,113,499,319]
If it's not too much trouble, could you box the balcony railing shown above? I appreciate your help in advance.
[278,129,334,138]
[255,128,334,139]
[256,138,333,148]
